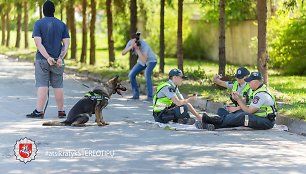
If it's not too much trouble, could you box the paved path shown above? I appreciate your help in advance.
[0,55,306,174]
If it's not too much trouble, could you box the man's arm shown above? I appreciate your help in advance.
[33,37,55,65]
[135,48,147,64]
[55,38,70,67]
[213,74,227,88]
[232,92,258,114]
[58,38,70,59]
[122,40,134,55]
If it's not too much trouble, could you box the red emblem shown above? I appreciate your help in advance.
[19,144,32,158]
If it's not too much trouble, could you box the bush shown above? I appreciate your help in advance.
[268,9,306,75]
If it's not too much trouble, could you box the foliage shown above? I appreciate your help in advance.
[268,6,306,75]
[196,0,256,25]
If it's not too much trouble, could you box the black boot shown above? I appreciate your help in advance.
[202,113,223,125]
[195,121,215,131]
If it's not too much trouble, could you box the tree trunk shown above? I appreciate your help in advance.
[159,0,165,73]
[257,0,268,84]
[15,2,22,48]
[69,0,77,60]
[129,0,137,70]
[177,0,184,72]
[39,1,43,19]
[80,0,87,63]
[1,13,6,46]
[24,0,29,48]
[89,0,96,65]
[106,0,115,66]
[218,0,226,76]
[60,0,63,21]
[5,3,10,47]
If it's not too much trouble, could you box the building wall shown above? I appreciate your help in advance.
[189,20,258,65]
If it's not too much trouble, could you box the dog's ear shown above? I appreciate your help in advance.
[108,75,119,84]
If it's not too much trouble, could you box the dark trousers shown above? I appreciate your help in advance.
[214,108,274,130]
[153,105,190,123]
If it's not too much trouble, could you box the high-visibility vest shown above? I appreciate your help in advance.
[251,84,277,117]
[153,82,174,112]
[232,81,252,105]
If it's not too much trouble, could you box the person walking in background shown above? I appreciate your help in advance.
[122,32,157,101]
[26,0,70,118]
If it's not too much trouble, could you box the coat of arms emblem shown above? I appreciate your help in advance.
[14,137,37,164]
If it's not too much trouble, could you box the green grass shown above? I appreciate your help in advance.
[1,31,305,120]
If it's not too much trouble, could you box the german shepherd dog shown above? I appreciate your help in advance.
[43,76,126,127]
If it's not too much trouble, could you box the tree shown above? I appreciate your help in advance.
[15,1,22,48]
[159,0,165,73]
[257,0,268,84]
[66,0,77,60]
[80,0,87,63]
[38,1,43,19]
[129,0,137,70]
[177,0,184,72]
[0,3,6,46]
[106,0,115,66]
[5,2,10,47]
[218,0,226,76]
[89,0,96,65]
[24,0,29,48]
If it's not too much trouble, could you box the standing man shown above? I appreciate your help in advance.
[196,72,277,130]
[152,68,203,125]
[27,0,70,118]
[122,32,157,101]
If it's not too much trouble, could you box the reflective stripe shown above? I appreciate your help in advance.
[251,84,277,117]
[153,82,174,112]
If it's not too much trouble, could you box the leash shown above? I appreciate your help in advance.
[43,64,91,114]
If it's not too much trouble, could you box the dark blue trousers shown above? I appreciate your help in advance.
[216,108,274,130]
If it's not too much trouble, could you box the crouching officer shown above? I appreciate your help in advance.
[152,68,200,125]
[197,72,277,130]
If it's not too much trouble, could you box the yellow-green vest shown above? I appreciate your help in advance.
[153,82,174,112]
[232,81,252,105]
[251,84,277,117]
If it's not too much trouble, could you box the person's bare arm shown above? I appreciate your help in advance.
[213,74,227,88]
[33,37,55,65]
[55,38,70,67]
[135,47,147,64]
[122,40,135,55]
[232,92,258,114]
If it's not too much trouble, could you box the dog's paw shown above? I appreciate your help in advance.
[102,122,109,125]
[97,122,104,126]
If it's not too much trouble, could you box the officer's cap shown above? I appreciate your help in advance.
[169,68,187,79]
[235,67,250,79]
[245,72,263,82]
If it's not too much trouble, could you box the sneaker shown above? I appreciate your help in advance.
[58,111,66,118]
[128,96,139,100]
[26,109,44,119]
[195,120,215,131]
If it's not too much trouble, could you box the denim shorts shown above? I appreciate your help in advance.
[35,59,64,88]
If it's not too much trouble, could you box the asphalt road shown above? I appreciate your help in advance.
[0,55,305,174]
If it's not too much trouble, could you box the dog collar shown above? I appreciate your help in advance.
[85,91,109,101]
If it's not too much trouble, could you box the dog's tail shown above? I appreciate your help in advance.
[42,121,66,126]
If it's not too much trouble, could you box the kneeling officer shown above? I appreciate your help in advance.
[152,68,201,125]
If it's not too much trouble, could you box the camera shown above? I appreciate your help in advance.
[135,32,141,46]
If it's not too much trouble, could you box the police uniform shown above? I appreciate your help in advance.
[152,80,191,124]
[205,72,277,130]
[217,67,252,117]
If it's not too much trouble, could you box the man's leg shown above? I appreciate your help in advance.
[36,87,48,112]
[128,63,146,99]
[144,62,157,99]
[248,115,274,130]
[54,88,64,111]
